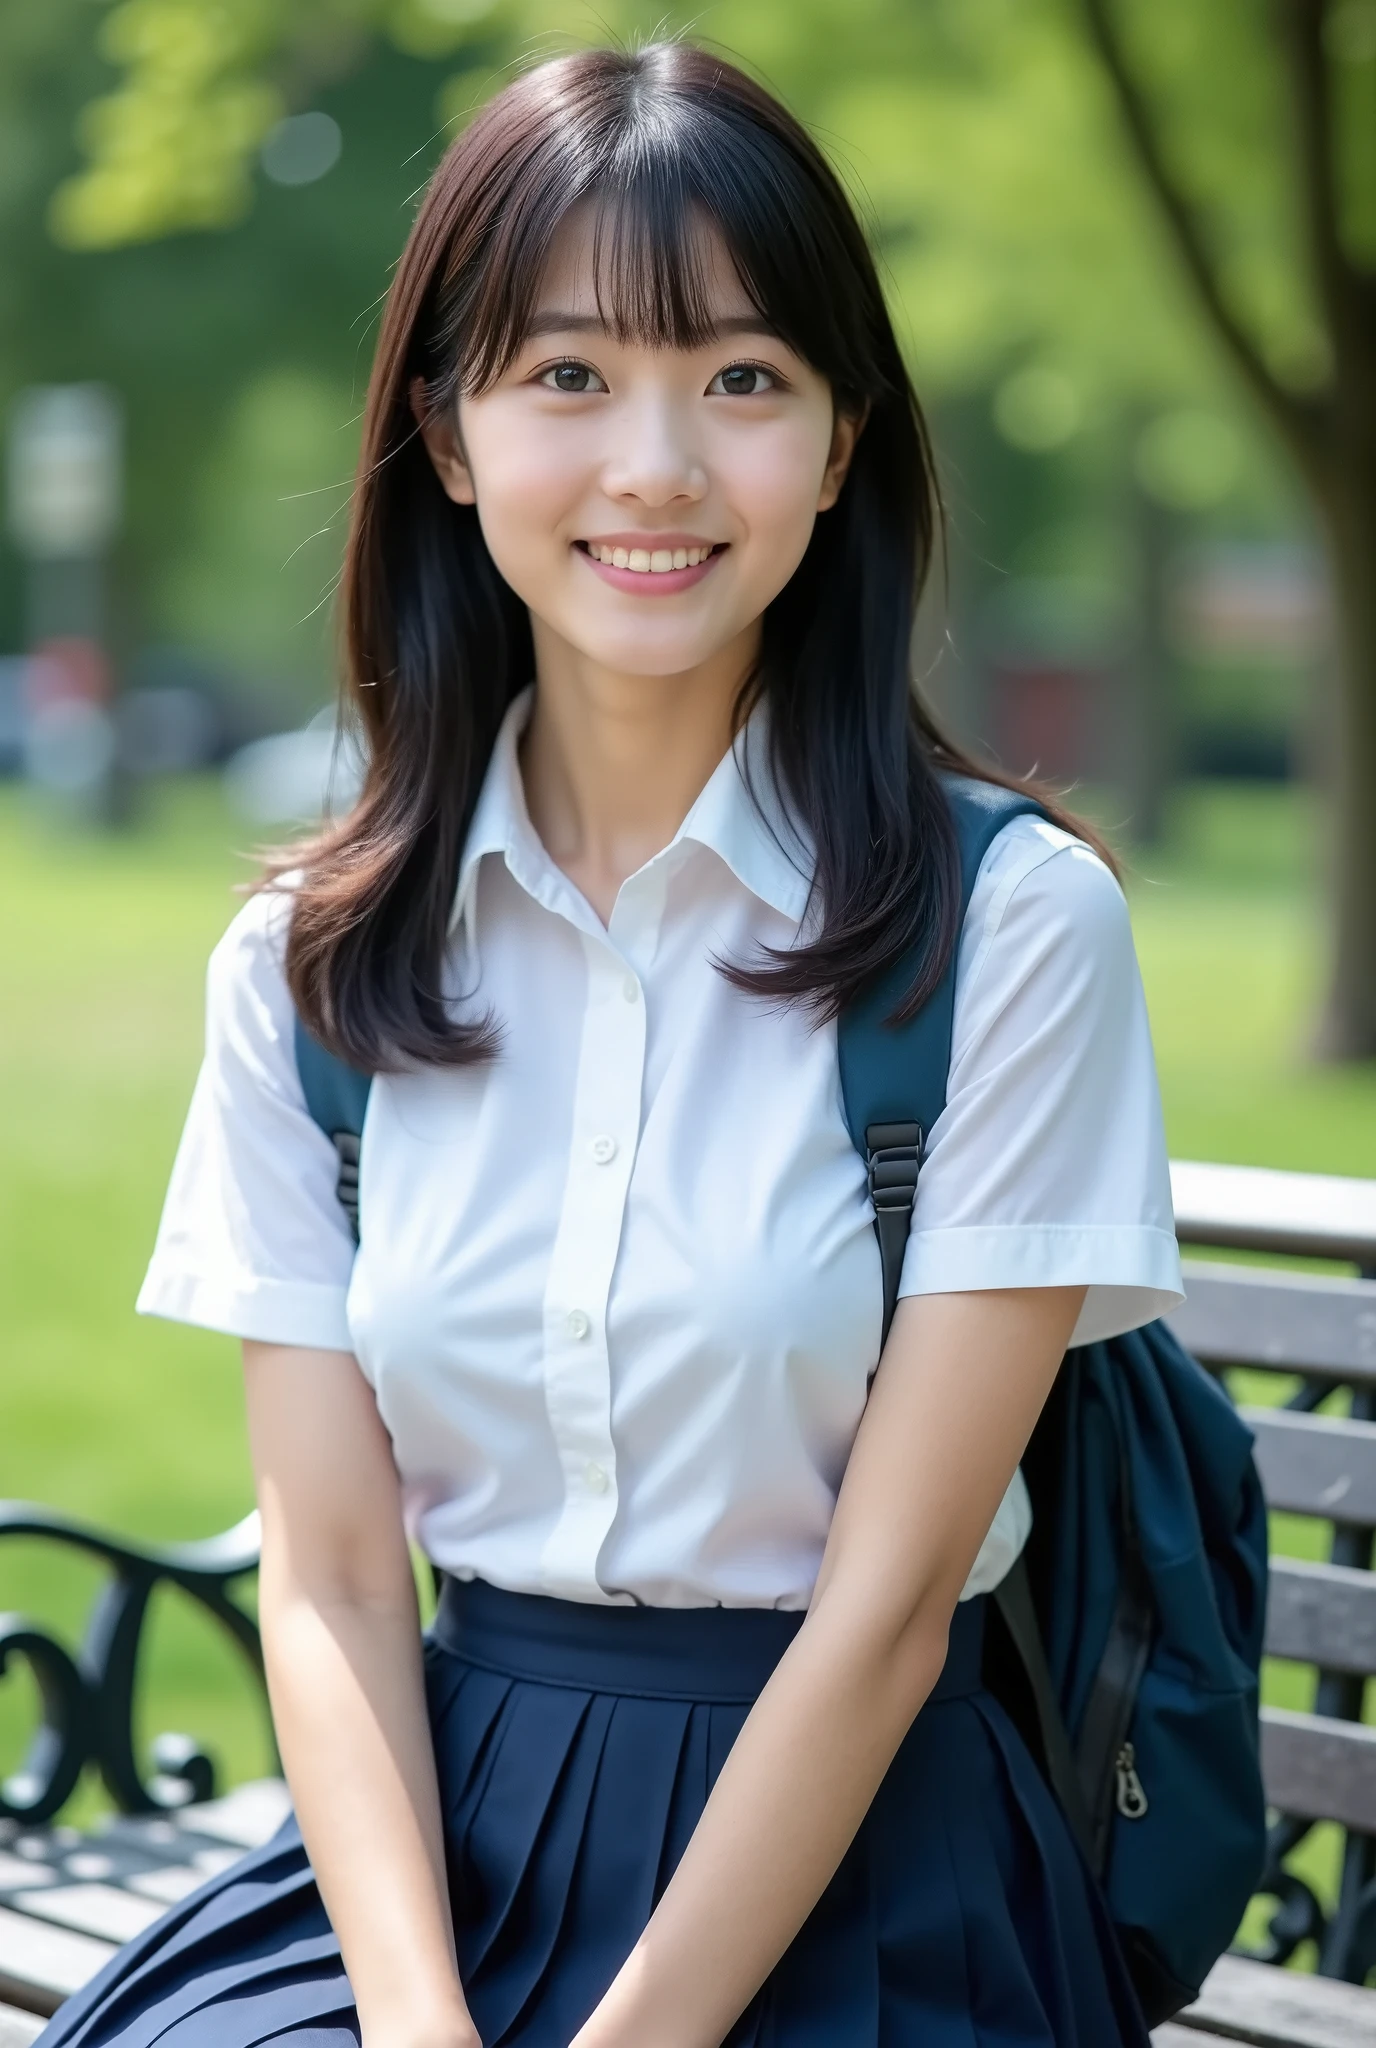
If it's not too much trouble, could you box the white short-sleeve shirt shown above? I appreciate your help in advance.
[139,691,1182,1609]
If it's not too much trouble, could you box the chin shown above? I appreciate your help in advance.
[569,631,725,678]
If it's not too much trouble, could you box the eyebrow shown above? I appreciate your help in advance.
[522,311,783,342]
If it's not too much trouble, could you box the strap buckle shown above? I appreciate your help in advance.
[865,1121,923,1351]
[332,1130,361,1241]
[865,1120,923,1210]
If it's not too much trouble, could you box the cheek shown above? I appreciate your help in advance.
[459,410,585,568]
[727,426,831,574]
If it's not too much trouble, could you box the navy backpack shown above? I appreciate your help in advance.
[294,775,1268,2026]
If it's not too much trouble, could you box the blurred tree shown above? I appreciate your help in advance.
[1073,0,1376,1058]
[0,5,498,718]
[16,0,1376,1051]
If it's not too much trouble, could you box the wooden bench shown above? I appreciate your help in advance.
[2,1159,1375,2042]
[1159,1161,1376,2043]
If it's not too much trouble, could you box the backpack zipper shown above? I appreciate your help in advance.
[1114,1741,1149,1820]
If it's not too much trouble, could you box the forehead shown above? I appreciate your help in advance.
[531,200,764,330]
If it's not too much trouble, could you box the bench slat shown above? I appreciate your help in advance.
[1179,1951,1376,2047]
[1265,1556,1376,1673]
[1241,1407,1376,1524]
[0,2008,42,2048]
[0,1903,115,2017]
[0,1781,291,2015]
[1171,1160,1376,1267]
[14,1881,164,1944]
[1151,2029,1236,2046]
[1171,1264,1376,1383]
[1260,1705,1376,1833]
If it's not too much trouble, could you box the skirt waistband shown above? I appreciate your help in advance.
[430,1575,987,1706]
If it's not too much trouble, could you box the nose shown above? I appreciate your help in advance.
[600,389,708,508]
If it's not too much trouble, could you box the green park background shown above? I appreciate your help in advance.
[3,0,1376,1967]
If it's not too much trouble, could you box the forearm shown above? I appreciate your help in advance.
[242,1340,476,2048]
[572,1587,947,2048]
[261,1567,476,2048]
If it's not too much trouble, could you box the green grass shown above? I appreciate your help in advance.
[2,776,1375,1927]
[1124,784,1376,1175]
[0,779,270,1806]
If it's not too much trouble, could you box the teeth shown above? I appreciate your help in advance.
[589,543,715,572]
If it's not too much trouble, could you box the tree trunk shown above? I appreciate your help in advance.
[1315,450,1376,1059]
[1122,474,1175,846]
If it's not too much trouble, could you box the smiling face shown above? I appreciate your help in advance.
[415,205,861,684]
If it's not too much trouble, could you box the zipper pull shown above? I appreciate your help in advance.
[1114,1741,1149,1820]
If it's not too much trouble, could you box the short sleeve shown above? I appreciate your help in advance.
[136,886,357,1349]
[897,815,1183,1347]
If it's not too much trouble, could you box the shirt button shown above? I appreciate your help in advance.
[622,975,639,1002]
[589,1134,617,1164]
[565,1309,591,1342]
[583,1462,610,1494]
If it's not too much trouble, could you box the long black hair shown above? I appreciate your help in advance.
[281,40,1108,1069]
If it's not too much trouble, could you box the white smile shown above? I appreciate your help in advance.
[580,542,720,574]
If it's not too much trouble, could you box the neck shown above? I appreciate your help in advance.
[520,619,758,925]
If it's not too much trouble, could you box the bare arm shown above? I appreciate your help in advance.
[243,1341,478,2048]
[572,1284,1086,2048]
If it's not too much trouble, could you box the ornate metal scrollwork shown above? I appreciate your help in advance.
[0,1503,268,1822]
[1237,1812,1327,1966]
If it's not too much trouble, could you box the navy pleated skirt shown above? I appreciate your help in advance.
[39,1578,1150,2048]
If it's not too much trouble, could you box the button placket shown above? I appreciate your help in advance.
[537,932,646,1599]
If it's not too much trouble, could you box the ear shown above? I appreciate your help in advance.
[409,375,476,506]
[816,401,869,513]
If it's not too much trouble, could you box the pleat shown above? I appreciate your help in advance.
[463,1689,612,2037]
[146,1951,354,2048]
[422,1633,472,1746]
[456,1680,596,1982]
[951,1705,1083,2040]
[432,1662,515,1845]
[496,1695,693,2046]
[653,1701,710,1898]
[249,2031,355,2048]
[705,1700,750,1789]
[960,1695,1150,2047]
[867,1705,983,2044]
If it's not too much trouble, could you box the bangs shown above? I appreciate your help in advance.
[585,185,764,356]
[458,184,774,397]
[442,60,871,404]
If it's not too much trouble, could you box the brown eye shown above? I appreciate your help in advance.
[540,360,605,393]
[710,363,775,397]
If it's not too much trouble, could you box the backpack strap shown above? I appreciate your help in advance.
[294,1017,373,1242]
[837,774,1044,1345]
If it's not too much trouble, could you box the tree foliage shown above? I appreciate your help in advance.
[6,0,1376,1046]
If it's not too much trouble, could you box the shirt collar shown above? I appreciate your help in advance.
[449,684,815,934]
[675,703,814,924]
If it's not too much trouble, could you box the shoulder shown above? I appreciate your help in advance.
[957,812,1132,1004]
[204,878,302,1085]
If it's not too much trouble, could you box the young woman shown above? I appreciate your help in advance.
[43,40,1183,2048]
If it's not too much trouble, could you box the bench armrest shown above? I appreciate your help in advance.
[0,1504,267,1822]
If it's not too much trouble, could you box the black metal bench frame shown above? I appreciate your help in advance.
[0,1511,266,1823]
